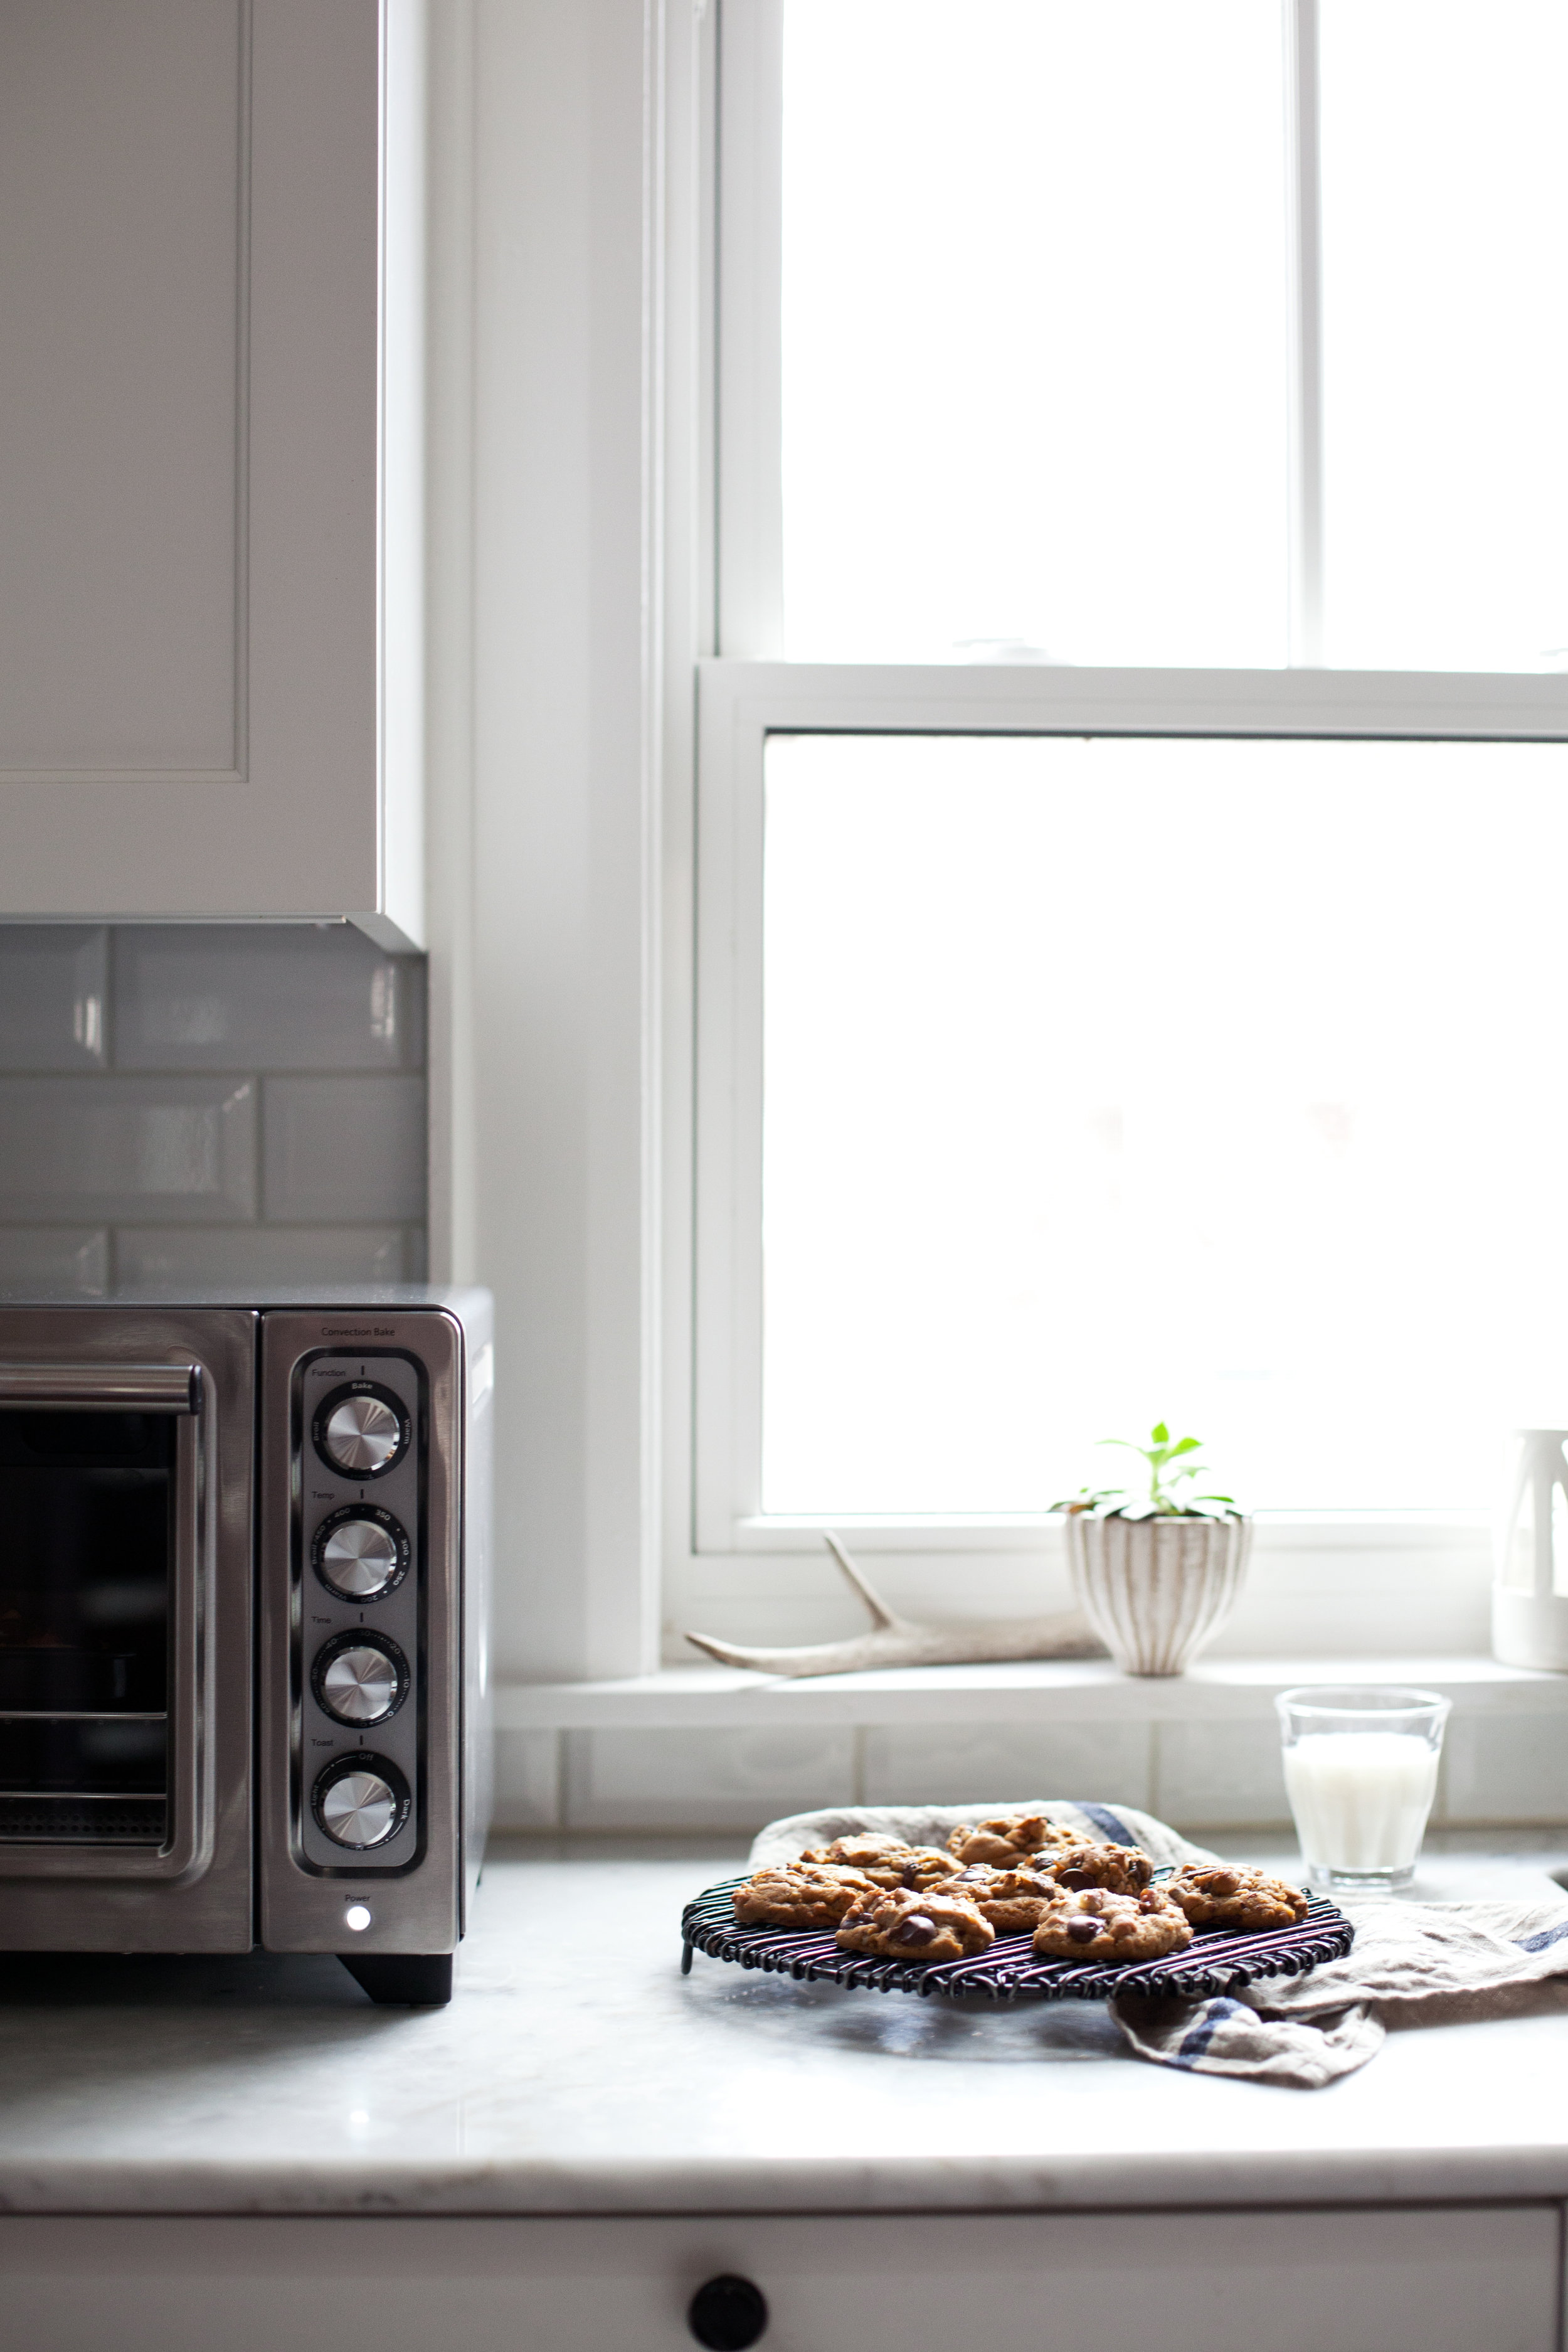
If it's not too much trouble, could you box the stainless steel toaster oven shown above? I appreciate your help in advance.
[0,1289,492,2004]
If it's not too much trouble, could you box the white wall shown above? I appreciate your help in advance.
[427,0,660,1684]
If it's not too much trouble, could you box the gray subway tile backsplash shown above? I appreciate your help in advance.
[0,1075,258,1223]
[0,927,107,1070]
[262,1075,427,1223]
[0,1227,109,1297]
[114,925,424,1071]
[116,1224,413,1289]
[0,926,427,1292]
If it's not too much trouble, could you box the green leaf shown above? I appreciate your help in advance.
[1064,1424,1233,1521]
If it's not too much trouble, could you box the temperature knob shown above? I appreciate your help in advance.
[314,1382,410,1479]
[312,1631,409,1727]
[312,1752,411,1849]
[313,1506,410,1601]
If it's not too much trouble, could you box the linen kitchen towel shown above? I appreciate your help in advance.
[750,1798,1217,1875]
[1112,1890,1568,2087]
[750,1803,1568,2088]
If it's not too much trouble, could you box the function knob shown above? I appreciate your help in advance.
[312,1752,411,1849]
[313,1506,410,1601]
[314,1382,410,1479]
[312,1631,410,1727]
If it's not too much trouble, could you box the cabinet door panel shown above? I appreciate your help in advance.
[0,0,241,772]
[0,0,418,940]
[0,2206,1555,2352]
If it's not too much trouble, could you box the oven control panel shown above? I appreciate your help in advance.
[296,1353,421,1873]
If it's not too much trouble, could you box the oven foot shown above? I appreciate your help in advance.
[339,1952,453,2006]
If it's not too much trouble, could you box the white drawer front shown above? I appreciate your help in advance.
[0,2206,1556,2352]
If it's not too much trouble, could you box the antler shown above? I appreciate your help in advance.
[683,1530,1101,1678]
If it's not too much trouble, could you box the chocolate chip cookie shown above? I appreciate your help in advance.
[946,1864,1061,1934]
[1030,1885,1194,1962]
[800,1834,961,1891]
[1163,1862,1310,1932]
[835,1885,995,1961]
[946,1814,1078,1867]
[731,1863,877,1928]
[1045,1842,1155,1896]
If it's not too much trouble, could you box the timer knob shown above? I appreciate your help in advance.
[315,1383,408,1478]
[313,1752,411,1849]
[314,1508,408,1601]
[312,1631,409,1727]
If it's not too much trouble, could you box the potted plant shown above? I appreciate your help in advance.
[1055,1423,1250,1678]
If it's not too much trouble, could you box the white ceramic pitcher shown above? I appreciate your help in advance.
[1493,1429,1568,1671]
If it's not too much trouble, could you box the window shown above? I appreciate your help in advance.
[697,1,1568,1548]
[727,0,1568,673]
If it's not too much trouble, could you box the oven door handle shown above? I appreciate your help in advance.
[0,1363,202,1412]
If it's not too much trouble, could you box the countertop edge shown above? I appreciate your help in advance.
[4,2147,1568,2218]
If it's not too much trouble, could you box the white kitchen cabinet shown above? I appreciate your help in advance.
[0,2206,1558,2352]
[0,0,425,947]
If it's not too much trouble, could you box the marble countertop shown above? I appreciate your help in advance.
[4,1834,1568,2217]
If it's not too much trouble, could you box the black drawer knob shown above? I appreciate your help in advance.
[688,2274,768,2349]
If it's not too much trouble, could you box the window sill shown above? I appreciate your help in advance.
[495,1652,1566,1732]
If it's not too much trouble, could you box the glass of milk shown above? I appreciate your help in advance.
[1275,1685,1450,1891]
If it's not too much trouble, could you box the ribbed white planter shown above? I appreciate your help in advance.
[1064,1512,1253,1678]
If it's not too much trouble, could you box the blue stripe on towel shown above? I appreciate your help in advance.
[1515,1917,1568,1953]
[1175,1998,1253,2066]
[1074,1801,1135,1846]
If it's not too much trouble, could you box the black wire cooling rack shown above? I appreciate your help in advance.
[681,1876,1354,2006]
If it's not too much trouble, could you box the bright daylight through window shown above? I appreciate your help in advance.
[723,0,1568,1528]
[780,0,1568,669]
[761,733,1568,1517]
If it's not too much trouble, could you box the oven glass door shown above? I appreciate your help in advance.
[0,1364,205,1873]
[0,1408,173,1842]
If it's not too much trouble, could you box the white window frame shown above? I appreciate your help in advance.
[681,2,1568,1590]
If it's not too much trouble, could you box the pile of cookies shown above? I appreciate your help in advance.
[731,1814,1309,1968]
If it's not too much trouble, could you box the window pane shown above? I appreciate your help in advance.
[1320,0,1568,671]
[780,1,1289,666]
[761,732,1568,1515]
